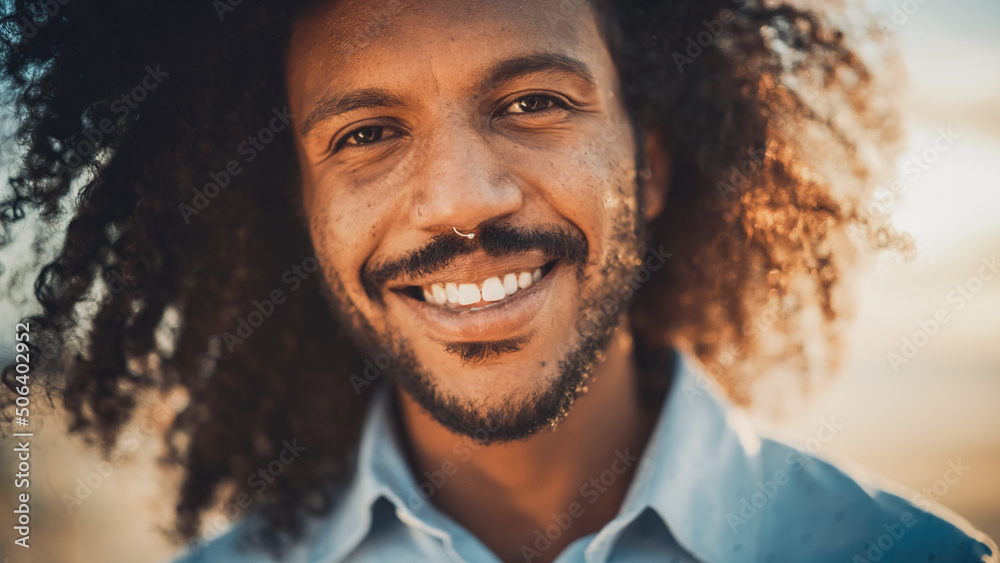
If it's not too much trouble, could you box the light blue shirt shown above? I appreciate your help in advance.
[174,351,997,562]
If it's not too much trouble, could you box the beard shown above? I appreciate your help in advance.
[318,177,648,445]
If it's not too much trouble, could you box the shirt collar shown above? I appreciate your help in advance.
[309,350,765,562]
[614,350,765,561]
[307,383,491,561]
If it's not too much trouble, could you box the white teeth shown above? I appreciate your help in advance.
[502,273,518,295]
[445,283,460,304]
[481,277,506,301]
[431,283,447,305]
[458,283,481,305]
[421,267,548,306]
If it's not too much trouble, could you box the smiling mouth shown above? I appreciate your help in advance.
[397,260,557,311]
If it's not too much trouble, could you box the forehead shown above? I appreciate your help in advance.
[286,0,608,106]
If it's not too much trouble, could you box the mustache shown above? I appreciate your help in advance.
[362,222,589,300]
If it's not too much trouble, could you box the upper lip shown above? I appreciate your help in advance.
[383,250,552,289]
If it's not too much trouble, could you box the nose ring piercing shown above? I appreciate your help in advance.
[452,227,475,239]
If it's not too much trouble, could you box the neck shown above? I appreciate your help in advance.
[396,326,660,563]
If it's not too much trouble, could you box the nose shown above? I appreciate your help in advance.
[408,122,523,235]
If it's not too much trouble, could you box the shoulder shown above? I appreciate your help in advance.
[747,435,998,562]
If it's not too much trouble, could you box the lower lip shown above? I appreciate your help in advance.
[389,262,562,342]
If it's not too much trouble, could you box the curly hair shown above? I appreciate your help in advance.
[0,0,906,553]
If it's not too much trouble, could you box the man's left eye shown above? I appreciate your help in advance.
[505,95,565,115]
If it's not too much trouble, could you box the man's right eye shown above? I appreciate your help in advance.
[334,125,400,152]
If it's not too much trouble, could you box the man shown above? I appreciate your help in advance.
[0,0,995,561]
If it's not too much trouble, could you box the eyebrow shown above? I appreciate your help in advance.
[298,53,596,139]
[477,53,596,94]
[299,89,406,138]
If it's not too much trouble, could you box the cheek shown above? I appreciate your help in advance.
[305,154,415,253]
[576,122,640,229]
[513,130,638,252]
[305,187,377,290]
[307,200,386,332]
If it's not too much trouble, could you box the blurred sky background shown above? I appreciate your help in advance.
[763,0,1000,545]
[0,0,998,561]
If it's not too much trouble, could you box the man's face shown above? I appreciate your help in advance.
[286,0,659,439]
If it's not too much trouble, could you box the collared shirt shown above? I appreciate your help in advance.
[174,351,997,562]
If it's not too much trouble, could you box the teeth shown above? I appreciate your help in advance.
[419,267,549,305]
[431,283,447,305]
[502,273,518,295]
[481,277,506,301]
[458,283,481,305]
[445,283,460,304]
